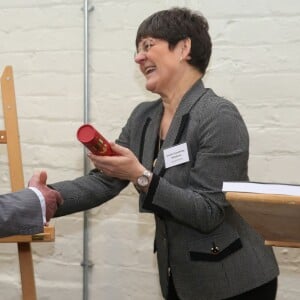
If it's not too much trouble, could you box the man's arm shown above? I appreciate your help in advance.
[0,189,44,237]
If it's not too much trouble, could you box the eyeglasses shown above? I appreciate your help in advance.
[134,38,156,58]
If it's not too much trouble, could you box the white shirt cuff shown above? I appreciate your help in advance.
[29,187,46,224]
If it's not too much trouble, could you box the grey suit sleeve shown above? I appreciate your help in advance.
[52,169,129,217]
[143,99,249,233]
[0,189,44,237]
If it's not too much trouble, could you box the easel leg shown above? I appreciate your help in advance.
[18,243,37,300]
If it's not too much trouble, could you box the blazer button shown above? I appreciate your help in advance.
[211,245,220,254]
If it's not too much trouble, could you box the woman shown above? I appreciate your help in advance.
[39,7,279,300]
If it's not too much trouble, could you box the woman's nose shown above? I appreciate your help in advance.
[134,51,146,64]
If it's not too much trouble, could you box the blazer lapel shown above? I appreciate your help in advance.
[138,103,163,170]
[153,79,207,175]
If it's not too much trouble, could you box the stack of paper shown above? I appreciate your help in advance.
[222,181,300,197]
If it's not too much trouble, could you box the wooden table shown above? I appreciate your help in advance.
[226,192,300,248]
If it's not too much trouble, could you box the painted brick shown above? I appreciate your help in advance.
[0,1,300,299]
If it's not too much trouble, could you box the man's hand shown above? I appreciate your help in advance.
[28,171,63,222]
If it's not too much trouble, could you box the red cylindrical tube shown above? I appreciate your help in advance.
[77,124,115,156]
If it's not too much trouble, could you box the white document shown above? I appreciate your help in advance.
[163,143,189,169]
[222,181,300,196]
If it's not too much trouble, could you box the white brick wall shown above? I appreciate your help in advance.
[0,0,299,299]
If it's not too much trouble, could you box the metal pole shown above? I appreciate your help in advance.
[82,1,94,300]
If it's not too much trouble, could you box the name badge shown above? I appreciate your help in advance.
[163,143,190,169]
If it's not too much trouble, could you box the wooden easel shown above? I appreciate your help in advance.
[226,192,300,248]
[0,66,55,300]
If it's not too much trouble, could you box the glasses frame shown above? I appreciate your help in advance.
[134,38,156,58]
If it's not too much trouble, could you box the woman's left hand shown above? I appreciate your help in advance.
[87,142,145,182]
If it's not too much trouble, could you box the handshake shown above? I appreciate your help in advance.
[0,170,63,238]
[28,171,63,223]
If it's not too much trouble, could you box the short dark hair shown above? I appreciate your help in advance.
[135,7,212,74]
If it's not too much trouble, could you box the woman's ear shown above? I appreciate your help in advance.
[181,37,192,60]
[176,38,192,62]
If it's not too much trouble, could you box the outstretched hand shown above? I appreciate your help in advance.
[28,171,63,223]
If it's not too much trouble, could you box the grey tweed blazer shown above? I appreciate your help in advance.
[0,189,43,237]
[52,79,279,300]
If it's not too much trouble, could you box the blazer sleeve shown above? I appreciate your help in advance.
[0,189,44,237]
[52,169,129,217]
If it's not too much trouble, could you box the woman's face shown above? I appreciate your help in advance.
[134,37,183,95]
